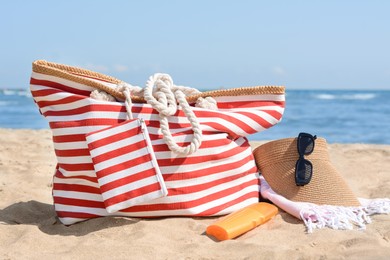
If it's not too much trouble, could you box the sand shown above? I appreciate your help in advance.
[0,129,389,259]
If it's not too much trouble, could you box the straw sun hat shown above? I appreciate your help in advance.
[253,136,361,207]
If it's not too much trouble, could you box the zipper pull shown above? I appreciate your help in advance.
[139,118,146,133]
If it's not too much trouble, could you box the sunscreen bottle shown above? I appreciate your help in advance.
[206,202,278,240]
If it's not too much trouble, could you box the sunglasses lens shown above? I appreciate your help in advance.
[298,134,315,155]
[295,159,313,186]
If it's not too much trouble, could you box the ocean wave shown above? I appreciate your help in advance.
[315,94,335,100]
[1,89,32,97]
[314,93,376,100]
[0,101,19,106]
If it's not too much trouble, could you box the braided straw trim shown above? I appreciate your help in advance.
[32,60,127,98]
[32,60,285,103]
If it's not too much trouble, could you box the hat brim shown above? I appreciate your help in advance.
[253,137,360,207]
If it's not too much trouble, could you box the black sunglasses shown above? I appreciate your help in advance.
[295,132,317,186]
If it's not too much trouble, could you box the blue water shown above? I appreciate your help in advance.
[1,89,389,144]
[249,89,390,144]
[0,89,49,129]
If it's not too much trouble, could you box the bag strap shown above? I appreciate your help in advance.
[119,73,207,155]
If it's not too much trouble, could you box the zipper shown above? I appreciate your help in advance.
[139,118,146,133]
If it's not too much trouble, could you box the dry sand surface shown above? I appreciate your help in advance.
[0,129,389,259]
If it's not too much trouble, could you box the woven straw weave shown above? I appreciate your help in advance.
[253,137,360,207]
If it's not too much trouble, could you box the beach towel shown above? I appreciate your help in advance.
[260,176,390,233]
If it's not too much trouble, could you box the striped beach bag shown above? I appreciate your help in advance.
[30,60,285,225]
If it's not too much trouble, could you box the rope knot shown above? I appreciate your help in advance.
[120,73,217,155]
[145,73,177,116]
[195,97,218,110]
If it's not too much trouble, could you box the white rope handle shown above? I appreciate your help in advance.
[144,73,202,155]
[144,74,177,116]
[117,73,217,155]
[117,82,143,120]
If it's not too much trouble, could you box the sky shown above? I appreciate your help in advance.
[1,0,389,90]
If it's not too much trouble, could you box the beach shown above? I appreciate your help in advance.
[0,129,389,259]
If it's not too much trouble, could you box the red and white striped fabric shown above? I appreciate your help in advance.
[85,119,167,213]
[30,60,285,225]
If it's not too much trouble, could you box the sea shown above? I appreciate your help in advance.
[1,88,389,144]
